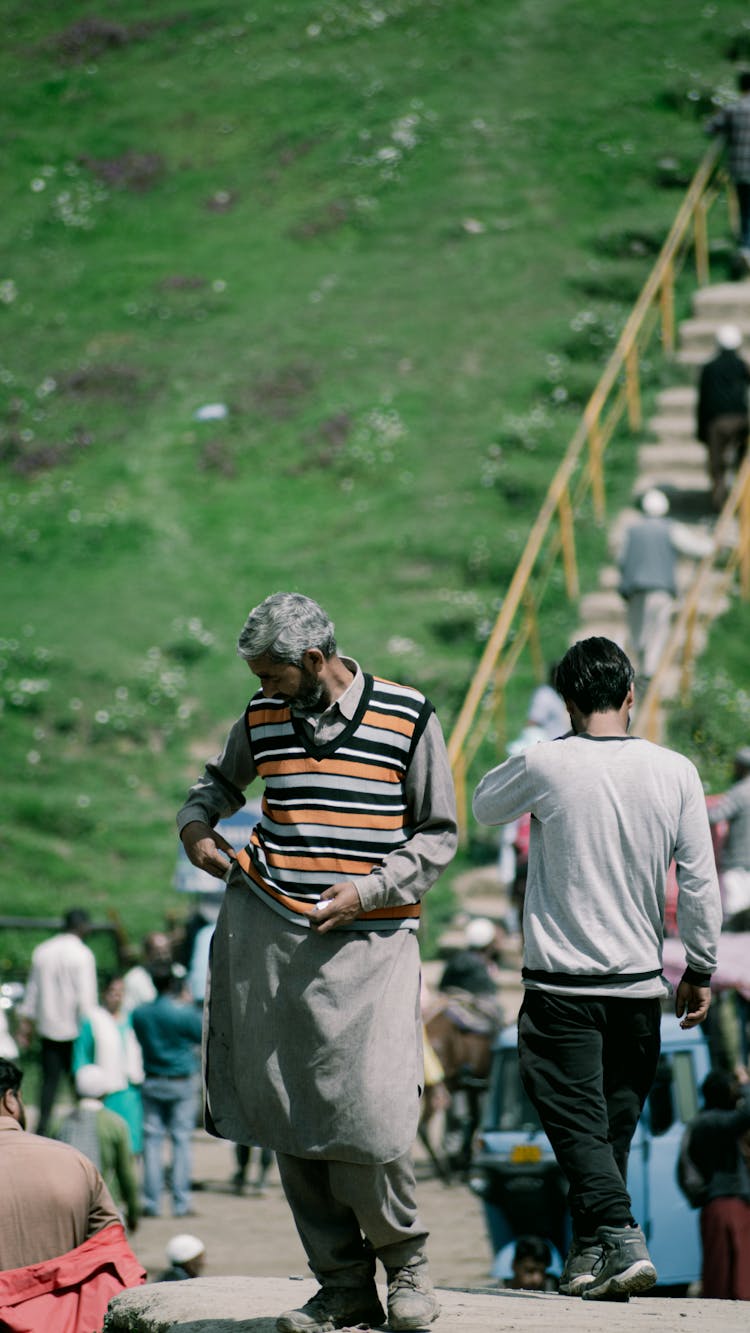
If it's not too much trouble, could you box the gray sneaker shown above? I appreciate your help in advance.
[581,1224,657,1300]
[276,1285,385,1332]
[558,1236,602,1295]
[387,1264,440,1330]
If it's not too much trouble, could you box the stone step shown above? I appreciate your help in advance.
[105,1275,750,1333]
[637,441,707,470]
[656,384,697,411]
[692,279,750,320]
[647,413,700,439]
[579,588,624,620]
[677,316,750,359]
[634,464,712,493]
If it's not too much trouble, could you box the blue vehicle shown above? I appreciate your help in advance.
[469,1011,710,1291]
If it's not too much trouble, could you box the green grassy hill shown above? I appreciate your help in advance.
[3,0,749,965]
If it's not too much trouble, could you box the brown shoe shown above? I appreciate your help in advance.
[276,1285,385,1332]
[387,1264,440,1330]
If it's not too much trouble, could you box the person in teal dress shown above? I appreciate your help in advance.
[73,974,144,1154]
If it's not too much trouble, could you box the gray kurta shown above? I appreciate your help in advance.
[204,872,423,1162]
[180,658,458,1165]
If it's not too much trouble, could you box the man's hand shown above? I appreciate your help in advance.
[180,820,236,880]
[675,979,711,1029]
[310,881,362,933]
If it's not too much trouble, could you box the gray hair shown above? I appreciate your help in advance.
[237,592,337,665]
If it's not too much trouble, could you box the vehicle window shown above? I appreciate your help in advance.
[646,1054,674,1136]
[484,1049,542,1133]
[671,1050,699,1124]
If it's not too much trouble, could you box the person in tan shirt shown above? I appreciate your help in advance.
[0,1057,145,1332]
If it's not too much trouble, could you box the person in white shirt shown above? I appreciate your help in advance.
[17,909,98,1136]
[473,637,721,1301]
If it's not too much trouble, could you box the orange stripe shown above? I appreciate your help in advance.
[265,852,377,874]
[235,849,420,920]
[248,706,291,727]
[268,808,405,829]
[361,709,414,737]
[260,758,401,782]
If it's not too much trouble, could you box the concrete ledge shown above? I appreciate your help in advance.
[104,1276,750,1333]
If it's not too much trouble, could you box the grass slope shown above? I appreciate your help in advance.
[2,0,748,964]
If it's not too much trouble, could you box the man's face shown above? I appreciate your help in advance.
[249,653,326,710]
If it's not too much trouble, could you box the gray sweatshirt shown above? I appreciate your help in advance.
[473,734,721,998]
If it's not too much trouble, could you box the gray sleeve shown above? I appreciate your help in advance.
[355,711,458,912]
[176,713,258,833]
[472,753,534,826]
[708,783,745,824]
[674,765,722,977]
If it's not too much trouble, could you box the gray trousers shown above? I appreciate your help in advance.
[625,589,674,680]
[276,1151,429,1288]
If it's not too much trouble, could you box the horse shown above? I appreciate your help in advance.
[420,991,499,1181]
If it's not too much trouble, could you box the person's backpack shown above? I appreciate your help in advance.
[676,1123,709,1209]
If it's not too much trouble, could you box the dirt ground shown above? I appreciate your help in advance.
[127,1128,492,1289]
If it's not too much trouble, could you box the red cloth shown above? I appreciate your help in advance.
[701,1196,750,1299]
[0,1222,145,1333]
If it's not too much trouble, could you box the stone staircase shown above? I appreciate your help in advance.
[574,278,750,685]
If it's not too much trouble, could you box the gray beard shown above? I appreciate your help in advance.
[290,678,328,713]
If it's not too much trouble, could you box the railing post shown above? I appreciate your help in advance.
[660,259,675,355]
[625,344,642,432]
[680,603,698,697]
[587,413,606,521]
[523,590,544,682]
[694,196,709,286]
[557,485,579,600]
[492,668,507,758]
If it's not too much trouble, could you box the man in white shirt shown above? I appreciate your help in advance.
[17,909,98,1135]
[473,637,721,1301]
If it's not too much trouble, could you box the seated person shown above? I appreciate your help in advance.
[0,1058,145,1331]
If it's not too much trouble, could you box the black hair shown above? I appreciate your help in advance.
[63,908,91,934]
[149,959,184,995]
[553,637,634,715]
[0,1058,23,1098]
[701,1068,737,1111]
[513,1235,551,1267]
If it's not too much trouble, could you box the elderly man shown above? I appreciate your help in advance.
[178,592,457,1333]
[0,1058,144,1330]
[473,637,721,1301]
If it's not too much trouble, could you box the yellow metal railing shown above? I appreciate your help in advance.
[448,139,732,839]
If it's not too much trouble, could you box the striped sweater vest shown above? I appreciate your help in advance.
[235,674,434,931]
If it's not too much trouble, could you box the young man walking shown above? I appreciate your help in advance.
[473,636,721,1300]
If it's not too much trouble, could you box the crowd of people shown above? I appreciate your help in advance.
[0,911,240,1328]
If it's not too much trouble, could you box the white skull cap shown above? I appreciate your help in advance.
[716,324,742,350]
[465,917,496,949]
[641,488,669,517]
[166,1233,205,1264]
